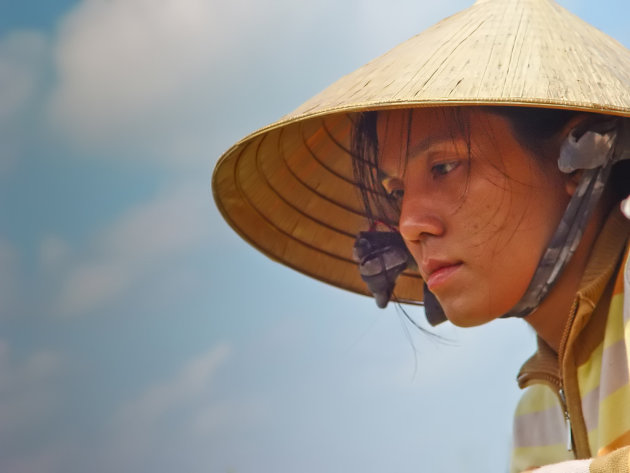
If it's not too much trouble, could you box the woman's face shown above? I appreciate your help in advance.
[377,108,572,326]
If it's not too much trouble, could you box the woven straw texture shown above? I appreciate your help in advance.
[212,0,630,304]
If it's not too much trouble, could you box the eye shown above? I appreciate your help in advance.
[431,161,460,176]
[388,188,404,200]
[380,176,404,201]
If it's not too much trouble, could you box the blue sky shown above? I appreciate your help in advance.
[1,1,628,472]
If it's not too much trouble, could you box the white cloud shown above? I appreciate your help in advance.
[98,343,233,470]
[0,441,74,473]
[0,30,47,175]
[60,341,273,473]
[0,31,46,121]
[0,341,70,473]
[114,343,230,428]
[0,239,21,320]
[189,397,268,437]
[45,0,317,164]
[55,183,213,316]
[0,341,64,396]
[48,0,215,134]
[39,235,70,270]
[55,261,135,317]
[0,341,64,446]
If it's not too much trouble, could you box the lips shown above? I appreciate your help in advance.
[421,259,463,290]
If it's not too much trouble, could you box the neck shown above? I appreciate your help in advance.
[524,204,607,352]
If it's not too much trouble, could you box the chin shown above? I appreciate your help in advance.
[446,314,492,328]
[440,302,500,327]
[438,288,518,327]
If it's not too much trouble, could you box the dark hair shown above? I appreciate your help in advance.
[488,107,579,159]
[351,110,384,225]
[351,106,629,224]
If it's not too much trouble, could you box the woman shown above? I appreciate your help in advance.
[352,106,630,471]
[212,0,630,471]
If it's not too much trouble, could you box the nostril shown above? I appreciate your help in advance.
[398,224,418,243]
[399,213,445,242]
[399,221,423,243]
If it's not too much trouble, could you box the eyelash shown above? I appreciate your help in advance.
[381,160,460,200]
[431,161,460,176]
[387,188,404,200]
[380,176,404,201]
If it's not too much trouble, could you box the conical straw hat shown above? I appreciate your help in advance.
[212,0,630,304]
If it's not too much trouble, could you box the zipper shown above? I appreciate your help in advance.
[519,372,575,453]
[556,298,579,454]
[517,298,582,457]
[558,388,573,452]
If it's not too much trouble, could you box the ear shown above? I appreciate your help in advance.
[557,113,608,197]
[557,113,594,142]
[564,169,582,197]
[557,115,589,198]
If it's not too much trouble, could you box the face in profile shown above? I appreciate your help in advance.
[375,108,572,327]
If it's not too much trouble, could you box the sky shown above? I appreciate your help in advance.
[1,0,629,472]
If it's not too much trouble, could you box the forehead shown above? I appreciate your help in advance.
[375,107,523,169]
[376,108,472,169]
[376,107,498,140]
[377,107,458,134]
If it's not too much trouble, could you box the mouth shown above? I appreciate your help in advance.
[422,260,463,291]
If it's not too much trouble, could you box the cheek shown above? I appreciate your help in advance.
[464,166,565,253]
[455,183,514,247]
[482,246,540,314]
[443,236,543,326]
[450,178,565,321]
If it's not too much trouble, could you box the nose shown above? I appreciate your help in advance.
[398,192,445,243]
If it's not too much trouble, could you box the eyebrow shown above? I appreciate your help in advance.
[377,169,393,183]
[407,134,459,159]
[377,131,466,182]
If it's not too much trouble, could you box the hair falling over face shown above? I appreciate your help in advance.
[350,106,586,227]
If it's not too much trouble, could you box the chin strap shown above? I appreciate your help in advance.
[503,120,623,318]
[353,229,448,325]
[502,166,611,318]
[622,196,630,220]
[353,230,413,309]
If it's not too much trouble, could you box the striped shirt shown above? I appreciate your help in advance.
[510,208,630,472]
